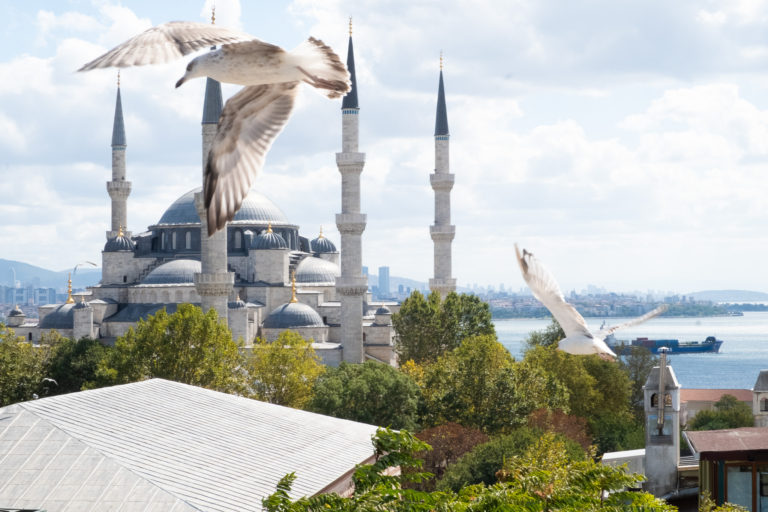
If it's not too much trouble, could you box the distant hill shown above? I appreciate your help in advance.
[688,290,768,303]
[0,259,101,290]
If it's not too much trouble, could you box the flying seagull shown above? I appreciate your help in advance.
[79,21,350,235]
[515,244,667,359]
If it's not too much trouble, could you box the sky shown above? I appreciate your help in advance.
[3,0,768,294]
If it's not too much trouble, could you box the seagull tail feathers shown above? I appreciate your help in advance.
[291,37,351,99]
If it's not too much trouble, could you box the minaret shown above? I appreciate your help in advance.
[193,13,234,323]
[106,72,132,239]
[428,55,456,298]
[335,19,367,363]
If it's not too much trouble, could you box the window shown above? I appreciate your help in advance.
[235,230,242,249]
[172,231,177,250]
[185,231,192,249]
[762,398,768,412]
[123,275,127,283]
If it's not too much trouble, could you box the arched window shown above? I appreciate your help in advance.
[185,231,192,250]
[761,398,768,412]
[235,230,242,249]
[172,231,177,250]
[28,332,32,341]
[123,275,127,283]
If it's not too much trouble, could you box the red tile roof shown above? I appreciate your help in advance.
[680,389,752,403]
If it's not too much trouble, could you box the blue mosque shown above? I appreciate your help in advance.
[6,31,456,366]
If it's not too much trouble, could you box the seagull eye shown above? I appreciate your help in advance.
[186,63,193,72]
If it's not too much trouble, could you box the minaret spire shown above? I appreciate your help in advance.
[336,19,367,363]
[429,55,456,298]
[107,73,131,240]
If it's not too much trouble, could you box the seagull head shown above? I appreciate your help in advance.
[176,57,205,88]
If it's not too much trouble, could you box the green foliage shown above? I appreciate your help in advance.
[419,335,568,432]
[246,331,324,408]
[309,361,421,430]
[393,290,495,364]
[689,394,754,431]
[0,324,53,406]
[617,345,659,417]
[699,491,749,512]
[438,426,584,492]
[524,318,565,350]
[46,337,113,393]
[100,304,244,393]
[263,428,672,512]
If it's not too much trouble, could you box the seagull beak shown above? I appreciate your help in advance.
[175,75,187,88]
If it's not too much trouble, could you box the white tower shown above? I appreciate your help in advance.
[429,59,456,298]
[335,23,367,363]
[753,370,768,427]
[643,349,681,497]
[194,76,234,323]
[106,73,131,239]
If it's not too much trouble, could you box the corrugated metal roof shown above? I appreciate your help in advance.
[686,427,768,459]
[0,379,378,511]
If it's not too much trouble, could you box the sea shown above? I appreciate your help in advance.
[495,311,768,389]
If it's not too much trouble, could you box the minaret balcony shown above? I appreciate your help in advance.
[430,173,454,191]
[336,213,367,235]
[335,276,368,296]
[430,225,456,242]
[107,180,132,198]
[336,152,366,166]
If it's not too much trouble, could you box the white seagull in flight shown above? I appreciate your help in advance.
[78,21,350,235]
[515,244,667,359]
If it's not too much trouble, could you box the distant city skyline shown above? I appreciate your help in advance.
[3,1,768,292]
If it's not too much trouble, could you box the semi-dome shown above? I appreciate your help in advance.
[310,231,337,253]
[252,228,288,250]
[295,257,340,285]
[263,302,324,329]
[156,187,290,226]
[39,303,75,329]
[141,259,201,285]
[104,233,136,252]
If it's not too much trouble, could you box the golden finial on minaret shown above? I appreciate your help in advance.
[349,16,353,36]
[118,224,124,237]
[211,3,216,24]
[117,70,121,88]
[290,271,298,303]
[318,226,324,239]
[266,222,273,234]
[440,50,444,70]
[65,273,74,304]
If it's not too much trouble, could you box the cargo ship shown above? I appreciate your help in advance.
[608,335,723,355]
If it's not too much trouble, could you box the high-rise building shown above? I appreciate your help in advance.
[378,266,390,297]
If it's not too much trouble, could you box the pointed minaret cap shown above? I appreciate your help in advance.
[341,18,359,110]
[434,55,449,137]
[112,73,127,147]
[202,77,224,124]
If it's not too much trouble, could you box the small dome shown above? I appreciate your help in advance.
[229,298,247,309]
[39,303,75,329]
[374,306,392,315]
[156,188,289,226]
[295,257,340,285]
[104,234,135,252]
[310,234,337,253]
[142,259,201,285]
[8,305,24,317]
[73,300,90,310]
[263,302,324,329]
[252,229,288,250]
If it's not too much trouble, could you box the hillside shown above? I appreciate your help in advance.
[0,258,102,290]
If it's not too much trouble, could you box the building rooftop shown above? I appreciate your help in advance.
[0,379,379,511]
[680,389,753,403]
[685,427,768,460]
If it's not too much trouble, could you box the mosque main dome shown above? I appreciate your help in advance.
[155,187,290,226]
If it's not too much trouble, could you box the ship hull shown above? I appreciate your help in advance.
[610,336,723,355]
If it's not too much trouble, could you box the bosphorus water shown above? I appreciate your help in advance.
[495,311,768,389]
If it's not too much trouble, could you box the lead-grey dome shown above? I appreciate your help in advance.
[142,259,201,285]
[104,234,136,252]
[295,257,340,285]
[252,229,288,250]
[263,302,324,329]
[156,188,289,226]
[8,305,24,317]
[374,306,391,315]
[39,304,75,329]
[73,300,90,310]
[310,235,337,253]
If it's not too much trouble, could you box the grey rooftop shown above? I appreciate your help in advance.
[0,379,379,511]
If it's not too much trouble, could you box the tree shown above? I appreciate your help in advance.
[419,335,569,432]
[393,290,495,364]
[309,361,421,430]
[409,423,488,491]
[689,394,754,431]
[246,331,324,408]
[0,325,52,406]
[617,345,658,418]
[46,337,113,394]
[99,304,245,393]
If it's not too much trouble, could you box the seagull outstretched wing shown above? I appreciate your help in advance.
[204,82,299,234]
[515,244,592,339]
[595,304,668,339]
[78,21,254,71]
